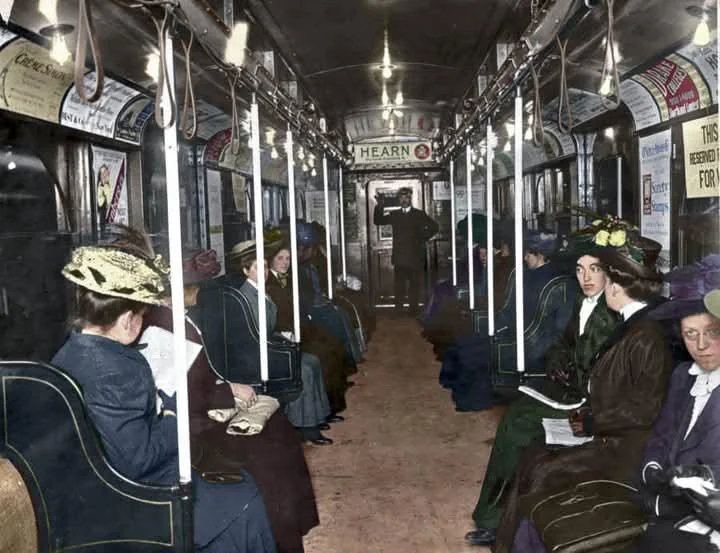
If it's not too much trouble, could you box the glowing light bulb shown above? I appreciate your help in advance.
[308,156,315,168]
[382,108,390,121]
[297,147,305,161]
[302,162,309,172]
[382,86,389,106]
[693,15,710,46]
[599,74,613,97]
[265,128,276,146]
[505,122,515,138]
[7,161,16,171]
[145,53,160,82]
[382,42,391,67]
[503,140,511,152]
[311,168,317,177]
[395,91,404,105]
[50,34,71,65]
[524,127,533,141]
[270,147,279,160]
[382,65,392,80]
[395,109,403,119]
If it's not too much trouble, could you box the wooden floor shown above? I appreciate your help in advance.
[304,313,503,553]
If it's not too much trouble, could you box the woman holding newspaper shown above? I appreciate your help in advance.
[492,223,672,553]
[51,243,278,553]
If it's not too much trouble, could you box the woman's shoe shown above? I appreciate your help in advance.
[298,427,333,445]
[464,528,496,546]
[326,414,345,423]
[318,423,331,431]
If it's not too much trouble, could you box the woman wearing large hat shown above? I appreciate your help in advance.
[630,255,720,553]
[494,222,673,553]
[143,247,320,553]
[52,244,277,553]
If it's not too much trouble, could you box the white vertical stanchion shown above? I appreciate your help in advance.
[616,156,622,217]
[514,89,525,373]
[251,97,269,382]
[486,122,495,337]
[286,128,301,342]
[466,144,474,310]
[339,166,347,282]
[322,155,333,300]
[161,30,191,483]
[450,159,457,286]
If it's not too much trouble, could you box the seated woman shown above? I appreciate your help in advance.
[295,222,363,365]
[439,231,571,412]
[631,256,720,553]
[227,240,333,445]
[422,214,513,360]
[144,248,319,553]
[52,245,277,553]
[465,230,620,546]
[494,229,672,553]
[265,238,353,420]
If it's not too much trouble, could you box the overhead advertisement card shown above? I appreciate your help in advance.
[354,141,432,166]
[683,114,719,199]
[639,130,672,272]
[0,37,74,124]
[62,72,140,138]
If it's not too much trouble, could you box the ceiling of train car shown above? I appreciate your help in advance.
[246,0,534,124]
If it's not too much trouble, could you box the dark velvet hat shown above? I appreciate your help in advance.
[183,249,221,284]
[524,230,557,256]
[456,213,487,246]
[651,255,720,320]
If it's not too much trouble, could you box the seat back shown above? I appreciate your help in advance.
[333,294,368,353]
[0,360,192,553]
[197,280,302,403]
[492,274,578,390]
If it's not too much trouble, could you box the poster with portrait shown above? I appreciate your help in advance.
[638,130,672,272]
[91,146,128,236]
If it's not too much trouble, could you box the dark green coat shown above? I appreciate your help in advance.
[471,292,620,529]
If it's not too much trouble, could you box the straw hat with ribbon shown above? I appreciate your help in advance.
[62,246,170,305]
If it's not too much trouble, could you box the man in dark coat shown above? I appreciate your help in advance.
[373,187,438,313]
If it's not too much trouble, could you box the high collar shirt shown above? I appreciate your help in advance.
[685,363,720,439]
[578,291,603,336]
[620,300,646,321]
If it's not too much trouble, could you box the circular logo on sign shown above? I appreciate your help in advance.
[414,144,431,160]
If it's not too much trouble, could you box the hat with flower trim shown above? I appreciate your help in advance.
[62,246,170,305]
[651,255,720,320]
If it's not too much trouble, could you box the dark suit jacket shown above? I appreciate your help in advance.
[373,205,438,269]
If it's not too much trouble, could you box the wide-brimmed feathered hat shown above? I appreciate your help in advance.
[651,255,720,320]
[62,246,170,305]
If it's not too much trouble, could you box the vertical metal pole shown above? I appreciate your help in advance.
[486,122,495,336]
[161,30,191,483]
[323,155,333,300]
[616,156,622,217]
[286,128,301,342]
[251,96,269,382]
[339,165,347,282]
[514,88,525,373]
[450,159,457,286]
[466,144,474,310]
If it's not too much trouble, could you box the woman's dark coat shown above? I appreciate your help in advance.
[144,307,319,553]
[493,307,673,553]
[52,332,277,552]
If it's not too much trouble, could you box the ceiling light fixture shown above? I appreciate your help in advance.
[270,147,279,160]
[693,12,710,46]
[378,29,396,80]
[39,23,73,66]
[311,167,317,177]
[39,0,58,24]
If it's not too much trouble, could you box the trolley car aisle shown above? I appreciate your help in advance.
[304,313,502,553]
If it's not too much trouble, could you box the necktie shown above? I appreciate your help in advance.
[277,273,288,288]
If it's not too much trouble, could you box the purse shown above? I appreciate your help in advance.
[527,479,648,553]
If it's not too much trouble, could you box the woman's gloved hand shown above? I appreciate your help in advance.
[158,390,177,415]
[685,488,720,529]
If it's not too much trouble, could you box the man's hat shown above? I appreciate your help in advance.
[456,214,487,246]
[524,230,557,256]
[227,240,257,265]
[398,187,413,196]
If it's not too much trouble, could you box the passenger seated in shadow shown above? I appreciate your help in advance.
[632,257,720,553]
[465,228,621,547]
[294,222,363,365]
[51,244,277,553]
[226,240,333,446]
[439,230,572,412]
[494,229,672,553]
[143,248,319,553]
[265,236,353,421]
[421,214,513,360]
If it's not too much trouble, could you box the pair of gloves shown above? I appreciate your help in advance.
[641,463,720,528]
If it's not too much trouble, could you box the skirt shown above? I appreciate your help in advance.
[284,353,331,428]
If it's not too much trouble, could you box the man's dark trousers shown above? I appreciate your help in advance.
[394,265,421,311]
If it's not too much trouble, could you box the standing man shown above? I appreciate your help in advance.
[374,187,438,314]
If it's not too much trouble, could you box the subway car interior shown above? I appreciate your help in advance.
[0,0,719,552]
